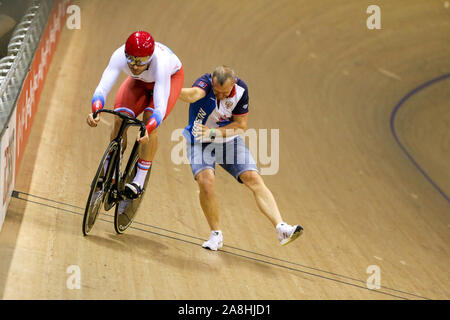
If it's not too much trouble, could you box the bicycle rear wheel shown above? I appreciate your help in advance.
[114,151,151,234]
[82,141,119,236]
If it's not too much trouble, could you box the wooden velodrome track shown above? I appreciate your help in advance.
[0,0,448,299]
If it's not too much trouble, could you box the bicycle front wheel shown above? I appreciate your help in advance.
[82,141,119,236]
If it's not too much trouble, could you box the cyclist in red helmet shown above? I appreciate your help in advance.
[86,31,184,199]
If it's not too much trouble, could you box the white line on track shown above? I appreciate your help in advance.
[377,68,402,80]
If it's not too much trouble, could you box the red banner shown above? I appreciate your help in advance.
[15,0,71,178]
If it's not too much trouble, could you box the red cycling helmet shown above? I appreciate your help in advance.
[125,31,155,57]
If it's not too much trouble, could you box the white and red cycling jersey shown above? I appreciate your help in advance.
[92,42,183,132]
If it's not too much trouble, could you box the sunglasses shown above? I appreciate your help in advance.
[126,54,152,66]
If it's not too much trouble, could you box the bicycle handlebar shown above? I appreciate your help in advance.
[93,109,147,137]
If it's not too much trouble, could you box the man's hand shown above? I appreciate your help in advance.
[86,113,100,127]
[137,129,149,144]
[194,124,214,141]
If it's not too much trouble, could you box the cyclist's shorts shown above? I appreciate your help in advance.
[113,67,184,119]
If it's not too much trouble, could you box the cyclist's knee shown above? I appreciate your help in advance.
[143,110,152,123]
[149,127,159,137]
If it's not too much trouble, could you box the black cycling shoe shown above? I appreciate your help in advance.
[124,182,142,199]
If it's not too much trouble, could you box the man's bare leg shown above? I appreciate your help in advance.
[195,169,224,250]
[196,169,220,231]
[239,170,283,227]
[239,170,303,245]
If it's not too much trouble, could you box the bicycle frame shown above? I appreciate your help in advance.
[93,109,146,202]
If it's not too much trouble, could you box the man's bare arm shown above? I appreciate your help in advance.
[198,114,248,139]
[216,113,248,135]
[179,87,206,103]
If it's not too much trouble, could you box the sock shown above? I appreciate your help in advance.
[132,159,152,187]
